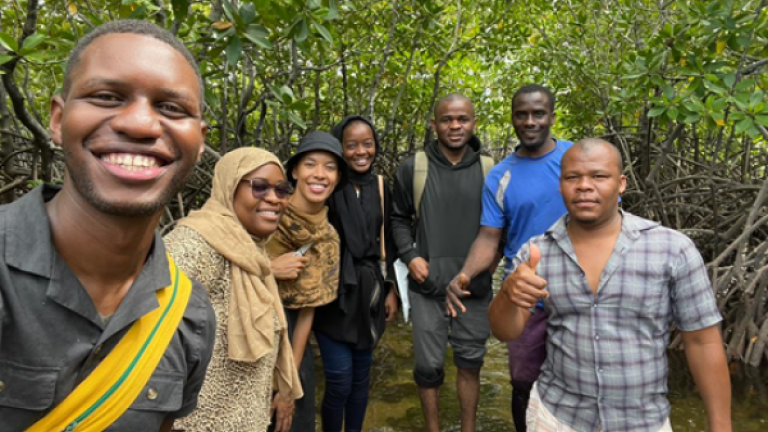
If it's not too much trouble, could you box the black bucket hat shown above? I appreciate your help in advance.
[284,131,348,189]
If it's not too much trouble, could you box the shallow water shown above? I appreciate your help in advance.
[314,320,768,431]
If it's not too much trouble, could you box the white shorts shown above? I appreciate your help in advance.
[526,383,673,432]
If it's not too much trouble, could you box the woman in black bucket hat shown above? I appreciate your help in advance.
[266,131,348,432]
[283,130,349,189]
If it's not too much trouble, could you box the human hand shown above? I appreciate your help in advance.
[384,289,399,323]
[271,253,309,280]
[501,244,548,309]
[270,392,294,432]
[407,257,429,283]
[445,273,471,317]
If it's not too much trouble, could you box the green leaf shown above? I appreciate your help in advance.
[703,79,726,95]
[221,0,236,23]
[129,5,149,18]
[307,0,322,9]
[245,25,273,49]
[667,106,679,120]
[648,106,666,117]
[280,85,295,104]
[313,22,333,44]
[293,19,309,42]
[0,32,18,52]
[686,96,705,112]
[735,78,755,92]
[326,0,340,20]
[735,118,753,134]
[226,35,242,65]
[663,85,675,101]
[733,93,750,110]
[290,100,312,111]
[682,114,701,124]
[286,111,307,128]
[722,73,736,89]
[730,111,745,121]
[750,90,764,108]
[0,54,14,65]
[19,34,46,53]
[755,115,768,127]
[711,97,728,111]
[268,83,288,104]
[22,50,46,62]
[240,3,256,24]
[171,0,189,21]
[650,75,665,87]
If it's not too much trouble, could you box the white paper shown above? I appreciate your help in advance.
[393,258,411,322]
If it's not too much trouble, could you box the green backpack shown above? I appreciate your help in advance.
[412,151,495,220]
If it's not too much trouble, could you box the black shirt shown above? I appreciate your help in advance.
[390,137,492,298]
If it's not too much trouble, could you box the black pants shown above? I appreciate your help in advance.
[511,380,534,432]
[268,308,316,432]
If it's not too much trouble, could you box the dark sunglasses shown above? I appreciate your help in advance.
[242,178,292,199]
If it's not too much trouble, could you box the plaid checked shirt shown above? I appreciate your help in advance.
[512,211,722,432]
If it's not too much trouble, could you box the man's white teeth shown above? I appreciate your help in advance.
[101,153,161,171]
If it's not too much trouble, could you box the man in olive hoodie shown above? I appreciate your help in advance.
[392,94,493,432]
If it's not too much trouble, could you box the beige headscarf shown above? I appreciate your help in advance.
[178,147,302,399]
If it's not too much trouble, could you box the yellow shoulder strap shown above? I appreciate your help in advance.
[25,255,193,432]
[413,151,428,220]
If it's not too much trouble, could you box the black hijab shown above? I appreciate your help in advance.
[328,116,384,304]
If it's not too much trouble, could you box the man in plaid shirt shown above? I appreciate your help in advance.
[489,138,732,432]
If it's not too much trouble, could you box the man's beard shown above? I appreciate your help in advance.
[65,150,195,217]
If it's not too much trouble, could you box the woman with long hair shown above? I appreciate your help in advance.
[167,148,302,432]
[314,116,399,432]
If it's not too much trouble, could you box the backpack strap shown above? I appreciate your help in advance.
[378,175,386,264]
[413,151,428,220]
[480,155,494,178]
[414,153,495,219]
[480,155,505,211]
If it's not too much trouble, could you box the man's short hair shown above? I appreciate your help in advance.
[571,138,624,173]
[434,93,475,119]
[512,84,555,112]
[62,19,204,110]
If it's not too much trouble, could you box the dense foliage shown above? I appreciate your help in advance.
[1,0,766,365]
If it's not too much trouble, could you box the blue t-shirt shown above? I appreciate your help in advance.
[481,139,574,270]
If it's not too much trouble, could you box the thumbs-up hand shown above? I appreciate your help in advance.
[501,244,549,309]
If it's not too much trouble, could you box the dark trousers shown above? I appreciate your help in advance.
[511,379,534,432]
[269,308,316,432]
[507,308,548,432]
[315,331,373,432]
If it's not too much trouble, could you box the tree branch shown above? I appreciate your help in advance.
[0,0,52,153]
[368,0,399,120]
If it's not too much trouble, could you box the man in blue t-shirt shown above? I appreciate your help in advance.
[446,84,572,432]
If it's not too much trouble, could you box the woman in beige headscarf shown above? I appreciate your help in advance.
[166,148,302,432]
